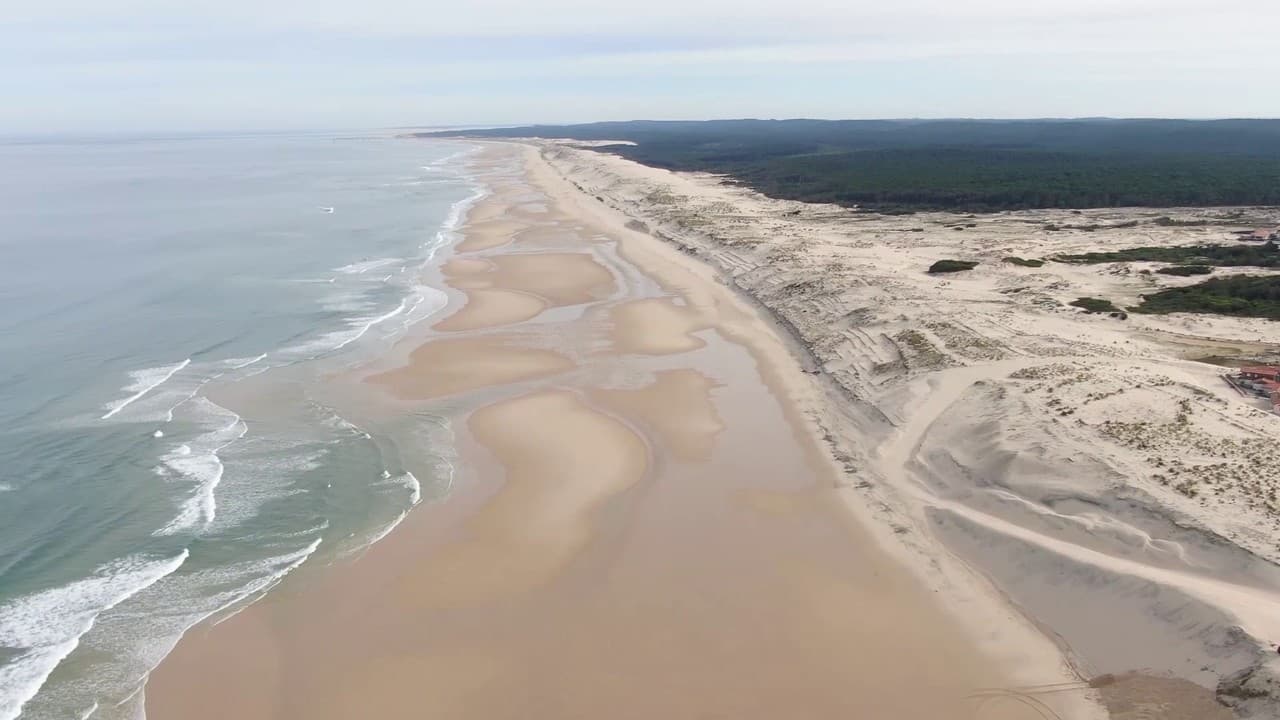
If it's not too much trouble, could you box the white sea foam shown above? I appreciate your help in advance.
[320,412,368,437]
[0,551,188,720]
[350,467,440,559]
[345,298,406,346]
[402,471,422,506]
[351,474,423,557]
[333,257,401,275]
[0,483,11,493]
[207,538,322,624]
[207,440,329,533]
[112,354,268,427]
[424,146,477,172]
[321,290,375,314]
[225,353,268,370]
[100,360,191,420]
[154,398,247,536]
[248,520,330,542]
[287,293,412,360]
[38,538,325,720]
[371,471,423,506]
[75,701,98,720]
[285,172,482,360]
[356,512,407,553]
[441,183,487,238]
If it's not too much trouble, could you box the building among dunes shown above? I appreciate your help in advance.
[1264,382,1280,414]
[1234,366,1280,414]
[1240,366,1280,382]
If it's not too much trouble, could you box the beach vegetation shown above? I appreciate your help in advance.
[927,259,978,273]
[1133,275,1280,319]
[1156,265,1214,276]
[1153,216,1215,227]
[1002,256,1044,267]
[1070,297,1123,314]
[1054,242,1279,268]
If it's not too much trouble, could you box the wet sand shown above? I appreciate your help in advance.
[434,251,615,332]
[607,296,711,355]
[367,335,573,400]
[145,144,1099,720]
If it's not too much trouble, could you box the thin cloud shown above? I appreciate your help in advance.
[1,0,1277,131]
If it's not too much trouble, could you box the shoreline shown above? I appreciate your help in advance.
[145,141,1102,719]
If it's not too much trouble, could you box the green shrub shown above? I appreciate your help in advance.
[1056,243,1278,267]
[1070,297,1123,314]
[1003,256,1045,268]
[1156,265,1213,276]
[927,259,978,274]
[1154,216,1213,227]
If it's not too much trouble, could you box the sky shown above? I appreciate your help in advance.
[4,0,1280,132]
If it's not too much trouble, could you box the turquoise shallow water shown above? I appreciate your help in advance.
[0,131,477,719]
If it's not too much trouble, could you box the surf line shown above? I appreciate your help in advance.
[101,359,192,420]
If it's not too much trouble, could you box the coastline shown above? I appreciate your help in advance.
[144,141,1102,719]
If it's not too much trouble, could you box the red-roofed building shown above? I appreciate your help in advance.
[1240,374,1280,414]
[1240,366,1280,382]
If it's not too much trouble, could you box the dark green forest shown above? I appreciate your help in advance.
[425,119,1280,211]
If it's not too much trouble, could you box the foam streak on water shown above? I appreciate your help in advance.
[44,539,327,720]
[153,398,247,536]
[225,354,267,370]
[100,361,191,420]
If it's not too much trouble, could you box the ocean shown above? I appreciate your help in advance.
[0,131,479,719]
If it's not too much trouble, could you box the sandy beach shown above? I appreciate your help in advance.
[144,143,1109,719]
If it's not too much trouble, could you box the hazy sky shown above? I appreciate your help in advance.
[5,0,1279,132]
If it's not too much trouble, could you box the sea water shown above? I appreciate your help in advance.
[0,131,478,719]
